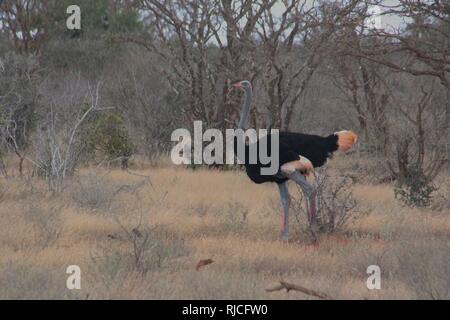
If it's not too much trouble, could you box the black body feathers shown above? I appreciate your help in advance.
[236,132,339,184]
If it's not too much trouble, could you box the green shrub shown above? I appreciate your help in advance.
[82,113,135,168]
[394,166,436,207]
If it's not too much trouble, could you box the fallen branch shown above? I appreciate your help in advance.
[195,259,214,271]
[265,280,334,300]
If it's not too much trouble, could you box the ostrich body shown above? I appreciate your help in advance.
[231,80,357,240]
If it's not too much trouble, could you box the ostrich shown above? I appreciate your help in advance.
[231,80,357,240]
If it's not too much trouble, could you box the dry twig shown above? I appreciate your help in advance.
[265,280,334,300]
[195,259,214,271]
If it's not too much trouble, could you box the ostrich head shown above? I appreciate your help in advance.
[232,80,252,92]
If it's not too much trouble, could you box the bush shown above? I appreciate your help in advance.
[69,172,150,213]
[70,174,119,211]
[291,168,365,238]
[22,205,64,248]
[394,166,436,207]
[219,202,248,234]
[90,224,188,282]
[82,113,135,169]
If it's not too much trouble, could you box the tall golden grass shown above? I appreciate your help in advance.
[0,155,449,299]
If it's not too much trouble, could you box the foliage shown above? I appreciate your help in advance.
[394,166,437,208]
[82,113,135,168]
[42,0,143,75]
[291,168,365,238]
[0,53,41,175]
[46,0,142,37]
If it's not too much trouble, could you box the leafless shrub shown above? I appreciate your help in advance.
[3,176,44,202]
[112,220,158,275]
[31,80,105,194]
[88,175,183,283]
[22,204,64,248]
[292,168,365,238]
[219,202,249,234]
[105,51,180,165]
[188,201,248,234]
[69,174,119,212]
[0,53,41,177]
[341,154,388,185]
[69,172,150,213]
[91,219,188,286]
[188,202,213,218]
[430,186,450,212]
[122,0,364,132]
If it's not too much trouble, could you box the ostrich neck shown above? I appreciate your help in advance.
[238,88,252,130]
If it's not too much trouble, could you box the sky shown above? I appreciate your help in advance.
[2,1,409,43]
[269,0,406,31]
[221,0,408,46]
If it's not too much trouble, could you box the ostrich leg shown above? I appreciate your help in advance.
[277,182,291,240]
[290,171,317,224]
[284,171,317,225]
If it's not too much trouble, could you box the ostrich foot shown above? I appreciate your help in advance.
[279,232,289,241]
[279,221,289,241]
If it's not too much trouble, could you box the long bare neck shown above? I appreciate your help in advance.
[238,87,252,130]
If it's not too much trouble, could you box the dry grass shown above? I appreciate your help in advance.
[0,155,449,300]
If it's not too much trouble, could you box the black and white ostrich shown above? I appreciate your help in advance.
[231,80,357,240]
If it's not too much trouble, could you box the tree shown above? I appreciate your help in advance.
[331,1,449,200]
[0,53,40,176]
[32,79,104,193]
[390,80,449,206]
[120,0,365,131]
[83,113,136,169]
[343,0,450,89]
[0,0,48,54]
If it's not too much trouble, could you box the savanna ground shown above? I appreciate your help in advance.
[0,154,449,300]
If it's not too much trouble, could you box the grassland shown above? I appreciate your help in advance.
[0,155,449,299]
